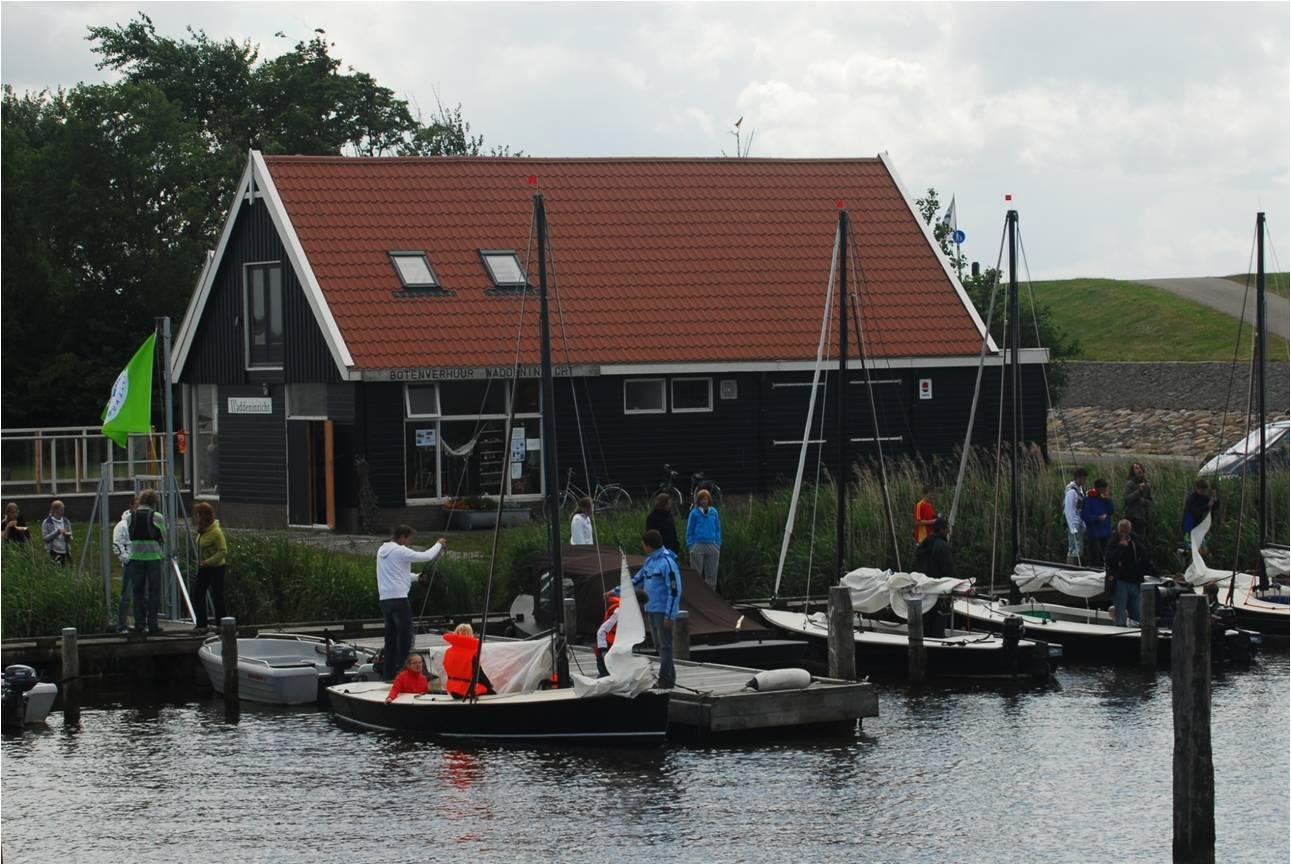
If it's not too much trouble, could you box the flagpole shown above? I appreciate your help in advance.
[157,316,180,621]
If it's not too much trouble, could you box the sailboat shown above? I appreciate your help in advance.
[326,193,670,743]
[1178,212,1289,640]
[758,208,1055,681]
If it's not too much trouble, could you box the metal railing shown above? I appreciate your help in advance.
[0,426,191,496]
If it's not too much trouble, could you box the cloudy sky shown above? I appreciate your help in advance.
[3,1,1287,280]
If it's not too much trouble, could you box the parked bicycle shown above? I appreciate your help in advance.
[652,464,722,512]
[653,464,686,512]
[557,467,632,514]
[688,470,722,509]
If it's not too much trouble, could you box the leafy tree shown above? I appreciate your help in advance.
[913,187,1077,401]
[2,15,512,427]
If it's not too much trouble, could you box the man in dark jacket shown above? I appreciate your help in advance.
[1105,518,1155,626]
[1181,478,1220,557]
[913,518,955,637]
[1123,462,1153,540]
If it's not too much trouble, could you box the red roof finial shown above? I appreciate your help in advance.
[527,175,538,186]
[834,198,845,209]
[1004,193,1013,201]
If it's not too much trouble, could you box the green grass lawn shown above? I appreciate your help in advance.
[1030,278,1289,362]
[1222,272,1290,299]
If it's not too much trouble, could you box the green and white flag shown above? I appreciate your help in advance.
[100,333,156,448]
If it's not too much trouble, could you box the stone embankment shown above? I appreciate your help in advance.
[1049,362,1289,460]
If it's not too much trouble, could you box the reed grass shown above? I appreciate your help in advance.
[1,543,108,636]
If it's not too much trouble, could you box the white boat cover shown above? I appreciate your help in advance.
[1262,546,1290,579]
[1011,562,1106,598]
[425,639,553,695]
[570,555,656,699]
[841,567,973,619]
[1181,514,1258,587]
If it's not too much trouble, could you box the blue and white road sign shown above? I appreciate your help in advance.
[952,229,966,244]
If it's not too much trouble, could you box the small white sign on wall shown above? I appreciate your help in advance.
[227,396,272,415]
[918,378,933,400]
[415,428,437,448]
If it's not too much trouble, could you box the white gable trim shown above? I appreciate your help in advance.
[878,151,999,354]
[170,151,356,382]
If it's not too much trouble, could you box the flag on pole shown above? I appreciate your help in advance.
[940,196,957,231]
[101,333,156,448]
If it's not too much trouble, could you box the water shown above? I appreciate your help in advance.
[3,658,1287,863]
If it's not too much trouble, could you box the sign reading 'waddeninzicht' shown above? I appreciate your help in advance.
[227,396,273,415]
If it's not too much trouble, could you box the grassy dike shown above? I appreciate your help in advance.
[3,457,1286,639]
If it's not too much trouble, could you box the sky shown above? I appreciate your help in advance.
[2,0,1288,280]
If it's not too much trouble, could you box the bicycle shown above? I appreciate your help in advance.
[557,467,632,514]
[688,470,722,509]
[652,464,686,512]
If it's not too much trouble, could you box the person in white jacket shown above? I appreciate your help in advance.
[376,525,446,680]
[113,497,138,633]
[570,497,595,545]
[1063,468,1088,565]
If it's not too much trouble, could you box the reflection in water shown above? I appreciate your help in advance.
[1,659,1286,863]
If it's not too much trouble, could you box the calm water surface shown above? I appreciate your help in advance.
[2,657,1287,863]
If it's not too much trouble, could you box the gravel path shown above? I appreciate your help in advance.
[1136,277,1289,339]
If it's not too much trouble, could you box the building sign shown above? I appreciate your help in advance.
[415,428,437,447]
[227,396,272,415]
[918,378,933,400]
[363,364,600,382]
[510,427,526,480]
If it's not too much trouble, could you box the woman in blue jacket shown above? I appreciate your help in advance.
[1081,478,1115,568]
[686,489,722,591]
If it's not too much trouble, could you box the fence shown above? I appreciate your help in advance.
[0,426,191,497]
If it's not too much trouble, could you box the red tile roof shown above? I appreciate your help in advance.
[261,156,984,371]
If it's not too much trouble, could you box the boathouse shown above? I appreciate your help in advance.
[171,152,1049,530]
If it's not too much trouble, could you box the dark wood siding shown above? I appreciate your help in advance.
[359,383,406,507]
[182,198,341,386]
[218,384,286,506]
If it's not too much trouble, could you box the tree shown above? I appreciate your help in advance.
[914,187,1078,400]
[2,16,513,427]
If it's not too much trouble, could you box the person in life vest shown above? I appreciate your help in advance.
[385,653,430,703]
[442,623,495,699]
[126,489,168,635]
[596,588,649,677]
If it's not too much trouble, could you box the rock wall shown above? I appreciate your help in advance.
[1050,362,1289,459]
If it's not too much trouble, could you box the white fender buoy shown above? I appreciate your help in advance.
[746,668,812,692]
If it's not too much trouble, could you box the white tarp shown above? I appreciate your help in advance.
[1011,562,1106,598]
[841,567,972,619]
[1181,514,1258,587]
[571,555,656,699]
[425,638,553,695]
[1263,546,1290,579]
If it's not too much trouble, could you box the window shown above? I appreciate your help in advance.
[389,251,441,290]
[479,250,528,290]
[286,384,327,419]
[405,385,439,418]
[193,385,219,497]
[440,381,506,416]
[672,378,713,413]
[245,263,284,368]
[624,378,666,414]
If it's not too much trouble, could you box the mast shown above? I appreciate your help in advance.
[1256,211,1268,585]
[536,193,569,686]
[1007,209,1021,602]
[835,210,849,580]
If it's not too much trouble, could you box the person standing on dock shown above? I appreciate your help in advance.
[570,497,595,545]
[376,526,446,680]
[686,489,722,591]
[631,529,683,689]
[913,517,956,637]
[112,496,138,633]
[912,485,937,548]
[191,502,228,634]
[42,499,73,565]
[1062,468,1088,565]
[1123,462,1153,540]
[646,493,680,555]
[1104,518,1154,627]
[126,489,167,635]
[1081,479,1114,568]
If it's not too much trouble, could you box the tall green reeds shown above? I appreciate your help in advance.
[1,544,106,636]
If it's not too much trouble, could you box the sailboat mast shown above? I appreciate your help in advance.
[836,210,849,580]
[1007,209,1021,582]
[1256,211,1268,558]
[536,193,569,686]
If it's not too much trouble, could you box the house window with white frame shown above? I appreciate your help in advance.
[624,378,666,414]
[245,263,284,367]
[192,384,219,497]
[671,377,713,413]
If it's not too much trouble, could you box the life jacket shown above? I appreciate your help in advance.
[442,633,489,698]
[129,507,160,543]
[602,596,621,648]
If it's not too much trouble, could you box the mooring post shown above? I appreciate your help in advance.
[674,610,690,661]
[906,597,926,684]
[828,585,856,681]
[220,617,239,711]
[60,628,80,725]
[562,598,578,649]
[1140,584,1158,669]
[1172,594,1214,864]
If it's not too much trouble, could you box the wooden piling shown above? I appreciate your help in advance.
[906,597,926,684]
[827,585,856,681]
[220,617,239,711]
[1172,594,1214,864]
[1140,584,1158,669]
[60,628,79,725]
[674,610,691,661]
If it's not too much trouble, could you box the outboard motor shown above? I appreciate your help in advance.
[2,665,39,732]
[324,642,359,682]
[1153,580,1185,629]
[1001,615,1024,672]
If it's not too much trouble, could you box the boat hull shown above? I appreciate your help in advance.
[327,681,670,745]
[198,636,371,706]
[952,598,1165,664]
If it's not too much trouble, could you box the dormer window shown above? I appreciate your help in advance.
[389,251,442,292]
[479,250,529,291]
